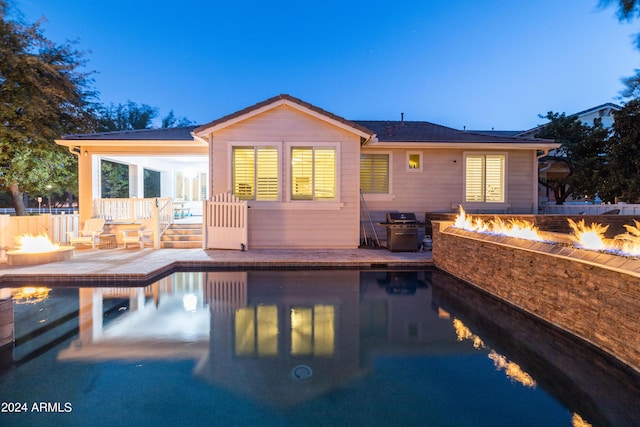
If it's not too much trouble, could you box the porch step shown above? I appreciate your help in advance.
[161,223,202,249]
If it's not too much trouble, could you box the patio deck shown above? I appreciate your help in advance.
[0,247,433,286]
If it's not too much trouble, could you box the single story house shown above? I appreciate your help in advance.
[57,94,559,249]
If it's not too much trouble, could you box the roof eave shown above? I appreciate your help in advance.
[364,141,561,150]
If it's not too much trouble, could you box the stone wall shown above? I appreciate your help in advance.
[0,298,13,349]
[432,220,640,372]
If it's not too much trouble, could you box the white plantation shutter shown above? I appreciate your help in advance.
[465,154,505,203]
[233,148,255,200]
[314,148,336,200]
[233,146,279,201]
[360,154,389,193]
[256,147,278,201]
[485,155,505,202]
[465,155,484,202]
[291,147,313,200]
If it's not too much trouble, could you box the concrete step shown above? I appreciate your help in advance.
[161,240,202,249]
[160,223,203,249]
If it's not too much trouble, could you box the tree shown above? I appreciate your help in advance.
[599,1,640,97]
[0,1,95,215]
[602,98,640,202]
[535,112,610,204]
[600,0,640,47]
[95,101,158,132]
[161,110,195,128]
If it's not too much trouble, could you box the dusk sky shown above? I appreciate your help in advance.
[17,0,640,131]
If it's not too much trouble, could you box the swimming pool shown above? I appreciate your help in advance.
[1,269,638,426]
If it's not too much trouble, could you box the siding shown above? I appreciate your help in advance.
[363,147,537,222]
[207,105,361,249]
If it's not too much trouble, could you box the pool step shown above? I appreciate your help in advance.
[161,223,202,249]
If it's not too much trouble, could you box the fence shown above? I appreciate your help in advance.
[540,202,640,215]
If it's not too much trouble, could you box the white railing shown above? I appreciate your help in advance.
[157,198,174,235]
[540,202,640,215]
[93,197,173,222]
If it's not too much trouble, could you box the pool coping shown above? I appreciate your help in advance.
[0,247,434,286]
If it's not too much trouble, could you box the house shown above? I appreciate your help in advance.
[56,94,558,249]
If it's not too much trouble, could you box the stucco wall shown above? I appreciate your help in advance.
[432,220,640,371]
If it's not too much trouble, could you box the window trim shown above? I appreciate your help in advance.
[229,142,282,202]
[285,142,340,203]
[360,151,394,201]
[463,152,507,204]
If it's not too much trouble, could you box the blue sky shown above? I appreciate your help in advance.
[17,0,640,130]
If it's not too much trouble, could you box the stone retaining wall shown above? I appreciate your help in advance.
[432,220,640,372]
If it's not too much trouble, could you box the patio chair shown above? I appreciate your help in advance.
[122,218,155,249]
[67,218,106,249]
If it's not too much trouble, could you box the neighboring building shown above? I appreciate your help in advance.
[523,103,621,205]
[57,94,558,249]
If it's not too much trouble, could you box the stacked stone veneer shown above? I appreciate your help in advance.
[432,220,640,372]
[0,298,13,349]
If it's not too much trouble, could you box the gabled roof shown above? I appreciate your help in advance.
[571,102,621,118]
[193,94,375,139]
[61,125,198,141]
[56,95,558,150]
[514,102,622,138]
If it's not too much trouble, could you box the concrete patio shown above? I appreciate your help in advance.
[0,247,433,286]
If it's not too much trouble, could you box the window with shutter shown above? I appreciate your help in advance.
[465,154,505,203]
[232,146,279,201]
[360,154,389,193]
[291,147,336,201]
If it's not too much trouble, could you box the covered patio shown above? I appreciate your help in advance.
[55,127,208,247]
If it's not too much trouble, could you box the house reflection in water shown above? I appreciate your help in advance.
[58,270,457,406]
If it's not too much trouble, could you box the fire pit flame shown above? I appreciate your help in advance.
[15,233,60,253]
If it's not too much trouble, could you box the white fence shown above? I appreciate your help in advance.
[0,213,79,262]
[540,202,640,215]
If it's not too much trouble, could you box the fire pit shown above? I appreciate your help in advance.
[6,234,74,266]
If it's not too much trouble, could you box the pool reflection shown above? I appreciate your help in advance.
[5,269,639,426]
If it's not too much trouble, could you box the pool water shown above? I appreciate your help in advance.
[1,269,638,426]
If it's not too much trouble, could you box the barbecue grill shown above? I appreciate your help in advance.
[379,212,421,252]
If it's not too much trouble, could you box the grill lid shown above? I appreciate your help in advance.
[386,212,417,223]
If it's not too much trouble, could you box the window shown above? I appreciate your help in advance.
[291,147,336,200]
[407,151,423,172]
[360,153,389,193]
[465,154,505,203]
[232,146,279,201]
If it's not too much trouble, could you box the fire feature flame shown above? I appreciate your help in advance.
[453,206,640,258]
[567,219,609,251]
[15,233,60,253]
[453,206,544,241]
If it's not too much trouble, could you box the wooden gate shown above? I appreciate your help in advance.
[204,192,248,250]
